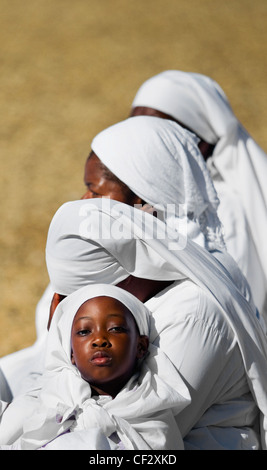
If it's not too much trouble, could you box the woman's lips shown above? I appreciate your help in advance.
[91,351,112,366]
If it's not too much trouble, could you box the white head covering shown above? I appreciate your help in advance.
[49,283,151,352]
[18,284,190,450]
[131,71,267,281]
[45,198,267,449]
[46,199,186,296]
[91,116,225,251]
[131,70,235,144]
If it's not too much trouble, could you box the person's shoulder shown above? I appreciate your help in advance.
[151,278,200,303]
[168,276,235,338]
[146,278,201,319]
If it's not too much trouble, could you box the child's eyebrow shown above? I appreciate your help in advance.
[74,315,91,321]
[107,313,126,319]
[73,313,127,323]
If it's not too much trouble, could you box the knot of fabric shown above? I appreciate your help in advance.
[76,399,117,438]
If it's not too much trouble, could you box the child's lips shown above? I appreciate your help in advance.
[91,351,112,365]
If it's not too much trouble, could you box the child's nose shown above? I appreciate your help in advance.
[92,336,111,348]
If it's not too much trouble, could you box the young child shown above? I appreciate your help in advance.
[1,284,190,450]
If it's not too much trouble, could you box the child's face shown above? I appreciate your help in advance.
[71,296,148,397]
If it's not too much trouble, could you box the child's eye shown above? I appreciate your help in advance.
[77,329,90,336]
[109,326,127,333]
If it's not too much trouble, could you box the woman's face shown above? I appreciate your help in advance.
[82,152,142,205]
[71,296,148,397]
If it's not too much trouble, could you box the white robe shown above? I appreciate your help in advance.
[147,279,260,449]
[212,177,266,314]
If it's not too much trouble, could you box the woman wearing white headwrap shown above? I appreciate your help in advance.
[88,116,225,253]
[130,71,267,320]
[42,197,267,450]
[85,116,255,311]
[1,284,189,450]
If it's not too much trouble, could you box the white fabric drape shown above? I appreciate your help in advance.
[9,284,190,450]
[131,71,267,317]
[45,199,267,448]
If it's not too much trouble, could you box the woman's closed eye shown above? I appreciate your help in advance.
[89,189,100,197]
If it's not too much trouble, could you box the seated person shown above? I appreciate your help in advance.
[129,70,267,319]
[0,284,189,450]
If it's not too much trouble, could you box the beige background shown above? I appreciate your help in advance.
[0,0,266,355]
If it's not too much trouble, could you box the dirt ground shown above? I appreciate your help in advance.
[0,0,267,356]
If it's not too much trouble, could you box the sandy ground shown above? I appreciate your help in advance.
[0,0,267,356]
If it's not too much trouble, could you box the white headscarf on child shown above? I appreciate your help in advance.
[91,116,225,252]
[45,199,267,448]
[131,71,267,282]
[18,284,190,450]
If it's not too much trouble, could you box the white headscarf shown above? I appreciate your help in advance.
[18,284,189,450]
[45,198,267,449]
[91,116,225,251]
[131,70,267,281]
